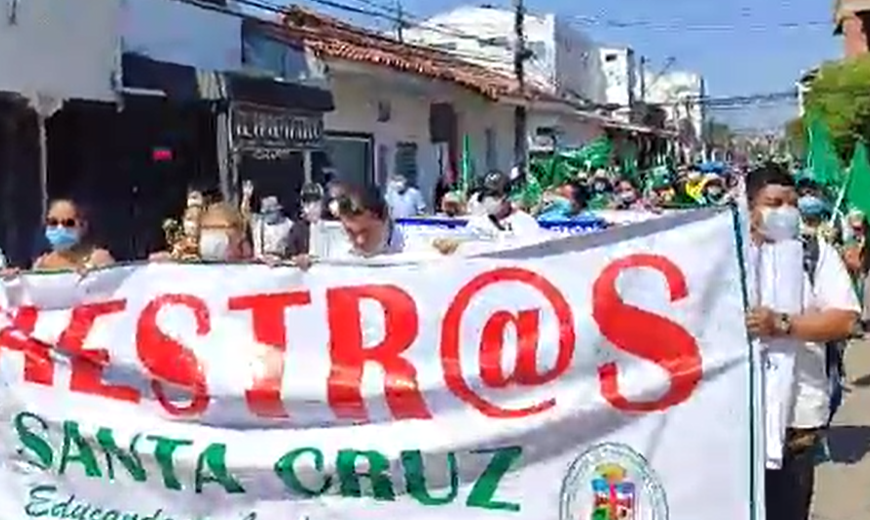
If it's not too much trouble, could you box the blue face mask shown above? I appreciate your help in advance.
[45,226,80,251]
[798,195,827,217]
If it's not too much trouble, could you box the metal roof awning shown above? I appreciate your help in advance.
[120,53,334,112]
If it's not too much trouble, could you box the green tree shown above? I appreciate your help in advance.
[805,55,870,159]
[784,117,806,159]
[704,119,733,150]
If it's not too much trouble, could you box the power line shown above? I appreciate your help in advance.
[569,15,831,32]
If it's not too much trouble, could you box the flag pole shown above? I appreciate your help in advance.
[829,169,851,226]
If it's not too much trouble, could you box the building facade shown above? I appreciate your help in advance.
[835,0,870,57]
[276,7,556,207]
[643,70,706,161]
[598,46,638,122]
[0,0,124,264]
[402,5,607,149]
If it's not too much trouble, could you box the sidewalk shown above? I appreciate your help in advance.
[812,338,870,520]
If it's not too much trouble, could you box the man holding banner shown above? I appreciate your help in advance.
[744,163,860,520]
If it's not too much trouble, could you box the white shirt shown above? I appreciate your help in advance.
[466,210,541,238]
[385,188,425,219]
[251,215,293,259]
[789,240,860,427]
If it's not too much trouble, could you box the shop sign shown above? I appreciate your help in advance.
[232,104,324,152]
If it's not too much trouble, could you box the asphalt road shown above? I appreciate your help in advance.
[812,338,870,520]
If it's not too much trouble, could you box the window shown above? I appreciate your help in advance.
[605,53,618,62]
[242,31,326,84]
[394,142,419,185]
[484,128,497,171]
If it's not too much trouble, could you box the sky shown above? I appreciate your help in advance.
[288,0,840,131]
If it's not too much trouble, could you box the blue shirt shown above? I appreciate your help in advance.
[385,188,426,219]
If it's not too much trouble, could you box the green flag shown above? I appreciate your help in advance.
[846,140,870,216]
[460,135,473,195]
[805,115,843,192]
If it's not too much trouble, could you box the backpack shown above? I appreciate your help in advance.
[801,236,846,427]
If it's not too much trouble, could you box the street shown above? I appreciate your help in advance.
[813,338,870,520]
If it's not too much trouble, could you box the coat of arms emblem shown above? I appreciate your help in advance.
[560,443,668,520]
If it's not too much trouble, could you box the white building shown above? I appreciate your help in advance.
[0,0,121,106]
[402,5,607,149]
[598,47,638,122]
[643,71,706,158]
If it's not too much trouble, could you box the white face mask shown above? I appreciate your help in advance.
[199,230,231,261]
[328,199,340,217]
[482,196,503,215]
[760,206,801,242]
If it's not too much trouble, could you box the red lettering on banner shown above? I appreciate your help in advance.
[229,291,312,418]
[0,306,53,385]
[136,294,210,416]
[441,267,575,419]
[326,284,431,421]
[57,300,140,403]
[591,254,702,412]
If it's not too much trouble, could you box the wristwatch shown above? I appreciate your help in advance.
[774,313,792,336]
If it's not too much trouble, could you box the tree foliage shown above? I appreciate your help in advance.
[784,117,806,159]
[805,55,870,159]
[704,119,733,149]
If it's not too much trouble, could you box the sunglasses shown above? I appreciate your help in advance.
[45,218,78,228]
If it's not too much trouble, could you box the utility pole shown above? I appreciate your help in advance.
[396,1,404,42]
[512,0,528,180]
[639,56,647,102]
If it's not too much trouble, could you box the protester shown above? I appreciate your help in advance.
[384,173,426,219]
[151,202,252,262]
[537,180,589,221]
[325,180,346,219]
[587,171,612,209]
[466,170,539,236]
[611,179,645,210]
[196,202,252,262]
[700,174,727,205]
[797,193,835,242]
[439,191,465,217]
[336,183,405,257]
[287,182,325,258]
[744,163,860,520]
[32,198,114,272]
[251,196,293,261]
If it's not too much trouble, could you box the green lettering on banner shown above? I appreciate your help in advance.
[59,421,102,477]
[465,446,522,512]
[195,443,245,494]
[95,429,146,482]
[14,412,54,469]
[400,450,459,506]
[23,484,54,516]
[147,435,193,491]
[49,493,74,517]
[274,447,332,497]
[336,449,395,501]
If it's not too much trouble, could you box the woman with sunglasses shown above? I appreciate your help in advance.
[33,199,113,272]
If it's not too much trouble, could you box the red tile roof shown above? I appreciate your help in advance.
[260,6,555,101]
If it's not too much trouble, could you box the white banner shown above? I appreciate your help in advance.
[0,208,756,520]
